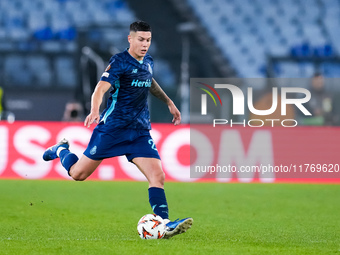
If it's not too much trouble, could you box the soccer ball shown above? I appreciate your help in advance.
[137,214,166,239]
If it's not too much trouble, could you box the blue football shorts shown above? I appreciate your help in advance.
[83,128,160,162]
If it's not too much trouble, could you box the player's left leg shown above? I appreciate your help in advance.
[132,157,193,239]
[68,155,102,181]
[43,138,102,181]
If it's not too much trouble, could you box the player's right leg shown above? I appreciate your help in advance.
[43,138,102,181]
[132,157,193,239]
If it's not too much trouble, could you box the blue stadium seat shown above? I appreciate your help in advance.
[321,63,340,78]
[4,56,33,86]
[27,56,52,87]
[55,57,77,87]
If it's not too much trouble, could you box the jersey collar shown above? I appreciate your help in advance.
[126,48,144,64]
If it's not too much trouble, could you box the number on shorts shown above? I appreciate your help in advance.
[148,139,158,151]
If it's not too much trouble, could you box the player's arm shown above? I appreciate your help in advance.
[84,81,111,128]
[150,78,181,125]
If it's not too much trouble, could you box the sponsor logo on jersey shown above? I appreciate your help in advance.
[102,72,109,78]
[131,79,152,87]
[132,69,138,73]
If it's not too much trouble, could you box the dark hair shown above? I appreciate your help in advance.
[130,21,152,32]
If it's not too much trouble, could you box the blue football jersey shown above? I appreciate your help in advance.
[99,49,153,130]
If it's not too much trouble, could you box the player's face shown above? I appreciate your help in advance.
[128,31,152,61]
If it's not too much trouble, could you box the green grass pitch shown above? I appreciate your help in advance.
[0,180,339,255]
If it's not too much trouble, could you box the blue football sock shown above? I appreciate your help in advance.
[148,187,169,220]
[59,149,78,174]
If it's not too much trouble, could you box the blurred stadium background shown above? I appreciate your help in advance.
[0,0,339,124]
[1,2,340,253]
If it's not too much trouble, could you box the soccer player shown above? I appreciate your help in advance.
[43,21,193,239]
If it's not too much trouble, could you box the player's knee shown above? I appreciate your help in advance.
[159,171,165,183]
[71,172,88,181]
[152,170,165,186]
[74,176,87,181]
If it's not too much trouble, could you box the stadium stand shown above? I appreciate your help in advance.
[187,0,340,79]
[0,0,176,121]
[0,0,339,123]
[0,0,174,89]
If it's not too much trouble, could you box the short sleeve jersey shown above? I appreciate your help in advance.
[99,49,153,130]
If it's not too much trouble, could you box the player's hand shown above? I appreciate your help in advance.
[84,112,100,128]
[168,101,181,125]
